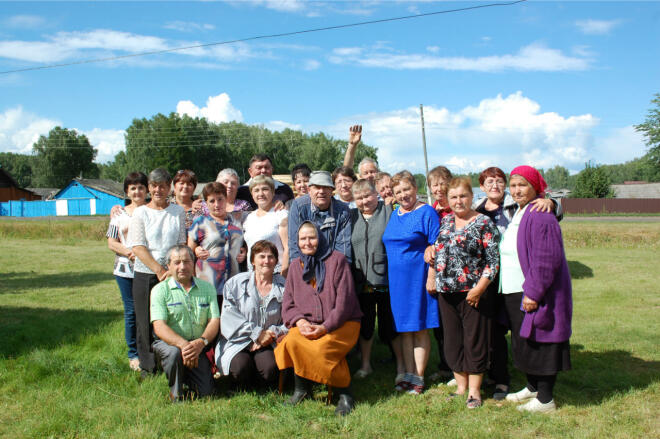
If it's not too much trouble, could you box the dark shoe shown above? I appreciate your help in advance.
[285,389,309,406]
[493,385,509,401]
[284,374,311,406]
[335,394,355,416]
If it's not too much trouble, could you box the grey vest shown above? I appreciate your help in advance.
[350,201,393,290]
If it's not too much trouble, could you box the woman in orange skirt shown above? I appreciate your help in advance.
[275,221,362,416]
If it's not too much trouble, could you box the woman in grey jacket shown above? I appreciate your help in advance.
[215,240,287,388]
[350,179,402,381]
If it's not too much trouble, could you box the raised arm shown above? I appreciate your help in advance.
[342,125,362,168]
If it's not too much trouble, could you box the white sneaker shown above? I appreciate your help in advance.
[517,398,556,413]
[505,387,538,402]
[446,378,457,387]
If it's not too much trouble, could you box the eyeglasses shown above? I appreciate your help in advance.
[483,179,506,188]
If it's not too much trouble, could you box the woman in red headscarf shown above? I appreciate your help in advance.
[500,166,572,414]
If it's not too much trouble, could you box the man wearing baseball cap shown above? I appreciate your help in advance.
[287,170,352,262]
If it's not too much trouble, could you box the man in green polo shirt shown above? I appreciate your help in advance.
[150,244,220,402]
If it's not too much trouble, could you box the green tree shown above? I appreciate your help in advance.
[571,162,614,198]
[0,152,35,187]
[32,127,98,188]
[544,165,572,190]
[123,113,220,181]
[634,93,660,166]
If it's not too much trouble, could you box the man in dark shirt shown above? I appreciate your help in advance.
[236,154,294,210]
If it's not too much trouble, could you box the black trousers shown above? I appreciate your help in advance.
[358,290,397,343]
[132,272,159,373]
[437,292,490,374]
[228,346,278,388]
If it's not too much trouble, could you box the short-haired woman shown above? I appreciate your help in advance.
[242,175,289,277]
[333,166,358,208]
[501,166,572,413]
[106,171,148,371]
[291,164,311,199]
[171,169,204,230]
[350,179,400,379]
[382,170,440,394]
[187,182,244,311]
[128,168,187,375]
[426,177,500,409]
[215,240,286,388]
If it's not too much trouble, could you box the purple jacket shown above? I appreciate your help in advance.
[517,207,572,343]
[282,251,362,333]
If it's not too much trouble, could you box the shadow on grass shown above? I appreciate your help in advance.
[554,344,660,407]
[567,260,594,279]
[348,342,660,408]
[0,271,111,294]
[0,305,121,357]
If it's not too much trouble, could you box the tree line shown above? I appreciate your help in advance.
[1,94,658,198]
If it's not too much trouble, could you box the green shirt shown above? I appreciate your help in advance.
[150,277,220,341]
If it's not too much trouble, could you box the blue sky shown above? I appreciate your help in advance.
[1,1,659,175]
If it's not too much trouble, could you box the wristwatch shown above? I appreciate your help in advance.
[200,337,209,346]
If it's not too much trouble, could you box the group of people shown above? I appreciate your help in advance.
[106,126,573,415]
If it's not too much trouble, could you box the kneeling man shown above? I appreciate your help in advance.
[151,244,220,401]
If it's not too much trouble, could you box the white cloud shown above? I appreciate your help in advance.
[319,92,638,174]
[163,21,215,32]
[0,29,258,67]
[302,59,320,70]
[0,106,59,154]
[426,46,440,53]
[329,42,591,72]
[591,126,646,165]
[0,106,126,162]
[252,0,306,12]
[81,128,125,163]
[575,19,621,35]
[264,120,302,132]
[176,93,243,123]
[3,15,46,29]
[0,29,168,63]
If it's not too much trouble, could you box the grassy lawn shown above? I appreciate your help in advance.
[0,219,659,438]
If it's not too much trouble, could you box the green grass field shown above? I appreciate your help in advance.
[0,218,659,438]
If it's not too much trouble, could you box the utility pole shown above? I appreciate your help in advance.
[420,104,432,204]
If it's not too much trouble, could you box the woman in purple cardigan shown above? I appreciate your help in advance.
[500,166,572,414]
[274,221,362,416]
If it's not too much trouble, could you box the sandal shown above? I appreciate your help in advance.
[466,397,482,409]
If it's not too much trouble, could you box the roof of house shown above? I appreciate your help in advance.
[25,187,59,200]
[612,182,660,199]
[0,168,20,188]
[54,178,125,199]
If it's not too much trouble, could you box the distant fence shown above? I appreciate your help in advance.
[560,198,660,214]
[0,198,118,217]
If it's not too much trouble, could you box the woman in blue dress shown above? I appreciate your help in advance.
[382,171,440,395]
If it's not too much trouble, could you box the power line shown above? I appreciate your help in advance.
[0,0,527,75]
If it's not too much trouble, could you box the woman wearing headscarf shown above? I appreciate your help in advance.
[274,221,362,416]
[472,166,561,400]
[501,166,572,413]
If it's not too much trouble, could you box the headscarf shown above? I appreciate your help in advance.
[510,165,547,197]
[298,221,333,292]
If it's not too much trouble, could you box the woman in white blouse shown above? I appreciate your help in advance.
[128,168,186,376]
[242,175,289,277]
[106,171,148,371]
